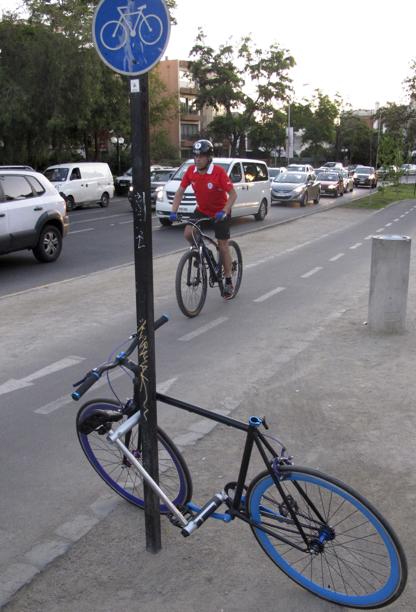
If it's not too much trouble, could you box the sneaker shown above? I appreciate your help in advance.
[223,281,234,300]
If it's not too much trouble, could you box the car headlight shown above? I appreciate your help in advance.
[156,187,164,201]
[128,185,133,192]
[293,186,304,193]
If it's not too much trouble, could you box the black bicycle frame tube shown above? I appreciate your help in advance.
[156,393,249,432]
[231,427,256,510]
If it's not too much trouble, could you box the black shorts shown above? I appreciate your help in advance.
[191,209,231,240]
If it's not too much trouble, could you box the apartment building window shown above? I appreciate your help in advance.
[181,123,199,139]
[180,96,198,115]
[179,70,195,89]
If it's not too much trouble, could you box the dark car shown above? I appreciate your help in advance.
[271,172,320,206]
[315,171,344,197]
[353,166,377,188]
[128,167,178,208]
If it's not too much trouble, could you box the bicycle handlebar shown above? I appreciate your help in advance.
[71,314,169,401]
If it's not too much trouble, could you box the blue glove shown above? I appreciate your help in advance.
[215,211,227,222]
[169,212,178,222]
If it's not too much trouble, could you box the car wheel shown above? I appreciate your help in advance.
[66,195,75,211]
[313,191,320,204]
[254,198,267,221]
[159,218,172,227]
[300,192,308,207]
[100,192,110,208]
[33,225,62,263]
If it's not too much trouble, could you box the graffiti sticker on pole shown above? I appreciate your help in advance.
[92,0,171,76]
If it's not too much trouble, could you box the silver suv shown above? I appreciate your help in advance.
[0,170,69,262]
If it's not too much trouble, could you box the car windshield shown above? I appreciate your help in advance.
[275,173,306,184]
[357,167,372,174]
[317,172,338,181]
[151,170,173,182]
[44,167,69,182]
[287,166,303,172]
[172,161,230,180]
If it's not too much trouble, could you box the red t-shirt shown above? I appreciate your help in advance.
[180,163,233,217]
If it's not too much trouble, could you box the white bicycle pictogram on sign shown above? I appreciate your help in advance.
[100,3,163,51]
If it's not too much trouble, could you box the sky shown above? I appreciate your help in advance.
[1,0,414,110]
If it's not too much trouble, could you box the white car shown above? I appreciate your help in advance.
[0,169,68,262]
[156,158,270,226]
[286,163,315,174]
[44,162,114,210]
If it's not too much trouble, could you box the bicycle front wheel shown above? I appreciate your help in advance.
[77,400,192,512]
[225,240,243,298]
[247,466,407,608]
[175,249,207,318]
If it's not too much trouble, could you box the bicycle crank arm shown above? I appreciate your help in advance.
[114,439,188,527]
[181,492,228,537]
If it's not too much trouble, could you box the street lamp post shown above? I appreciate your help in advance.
[111,135,125,175]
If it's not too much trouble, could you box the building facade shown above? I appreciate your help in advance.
[156,59,218,160]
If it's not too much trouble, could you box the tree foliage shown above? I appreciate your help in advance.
[188,29,295,156]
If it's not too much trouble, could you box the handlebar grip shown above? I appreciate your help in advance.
[71,370,101,401]
[154,314,169,331]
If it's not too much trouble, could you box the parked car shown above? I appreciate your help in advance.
[271,172,320,206]
[0,169,68,262]
[353,166,377,188]
[400,163,416,175]
[114,168,132,195]
[268,167,286,180]
[339,168,354,192]
[315,170,344,197]
[128,167,178,208]
[156,158,270,226]
[286,163,315,174]
[44,162,114,210]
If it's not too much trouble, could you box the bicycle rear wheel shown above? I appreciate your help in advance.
[247,466,407,608]
[223,240,242,299]
[175,249,207,317]
[76,400,192,512]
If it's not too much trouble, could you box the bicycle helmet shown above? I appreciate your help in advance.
[192,139,214,157]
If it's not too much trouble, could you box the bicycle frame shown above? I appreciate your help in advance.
[117,5,147,36]
[187,219,224,291]
[105,389,317,550]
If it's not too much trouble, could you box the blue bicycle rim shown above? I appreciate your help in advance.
[249,472,401,607]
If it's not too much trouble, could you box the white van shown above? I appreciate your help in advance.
[155,158,270,226]
[44,162,114,210]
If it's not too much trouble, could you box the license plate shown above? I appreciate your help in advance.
[178,206,191,212]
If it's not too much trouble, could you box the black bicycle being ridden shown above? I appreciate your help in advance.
[71,317,407,609]
[175,217,243,317]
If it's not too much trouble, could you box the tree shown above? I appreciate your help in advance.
[188,30,295,156]
[301,92,340,165]
[248,111,287,161]
[337,112,373,165]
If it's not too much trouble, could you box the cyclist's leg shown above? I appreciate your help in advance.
[215,215,232,277]
[184,210,204,244]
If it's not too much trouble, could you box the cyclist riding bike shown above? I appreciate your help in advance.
[170,140,238,299]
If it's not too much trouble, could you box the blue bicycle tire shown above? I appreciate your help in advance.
[77,400,192,512]
[247,466,407,608]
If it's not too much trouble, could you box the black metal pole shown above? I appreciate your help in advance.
[129,73,161,553]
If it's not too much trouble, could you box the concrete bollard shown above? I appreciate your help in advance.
[368,235,411,333]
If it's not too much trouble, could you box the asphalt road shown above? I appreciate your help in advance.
[1,196,416,605]
[0,186,375,297]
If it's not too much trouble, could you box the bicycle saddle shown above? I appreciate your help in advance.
[78,407,123,435]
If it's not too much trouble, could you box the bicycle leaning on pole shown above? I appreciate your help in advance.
[71,316,407,609]
[175,216,243,317]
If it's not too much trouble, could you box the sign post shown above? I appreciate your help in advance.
[93,0,171,553]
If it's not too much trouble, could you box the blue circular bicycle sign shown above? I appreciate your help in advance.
[92,0,171,76]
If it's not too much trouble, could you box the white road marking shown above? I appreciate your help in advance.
[385,223,392,227]
[0,356,85,397]
[254,287,286,303]
[329,253,344,262]
[35,373,178,414]
[349,242,362,250]
[393,218,400,222]
[301,266,323,279]
[364,235,373,240]
[178,317,228,342]
[70,213,128,225]
[68,228,94,235]
[376,227,385,232]
[118,220,132,225]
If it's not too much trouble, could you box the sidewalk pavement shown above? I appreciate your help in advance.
[3,203,416,611]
